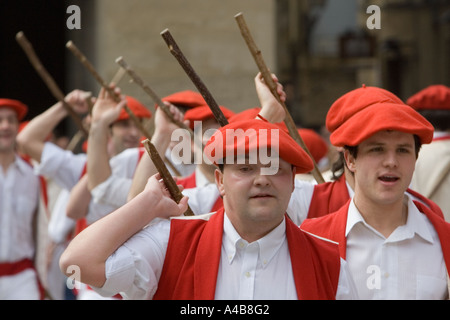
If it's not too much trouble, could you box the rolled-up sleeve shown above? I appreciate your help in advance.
[91,219,171,300]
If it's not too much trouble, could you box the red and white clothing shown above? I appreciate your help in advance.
[411,131,450,222]
[0,155,40,299]
[301,196,450,299]
[93,209,358,300]
[34,142,87,299]
[74,147,145,300]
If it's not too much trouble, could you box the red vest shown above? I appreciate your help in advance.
[307,175,444,220]
[301,199,450,271]
[177,171,197,189]
[308,175,349,218]
[153,208,341,300]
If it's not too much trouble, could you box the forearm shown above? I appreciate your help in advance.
[17,101,68,162]
[66,175,91,220]
[87,120,112,191]
[127,130,171,201]
[60,188,163,288]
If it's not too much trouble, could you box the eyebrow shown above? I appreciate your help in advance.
[365,142,414,148]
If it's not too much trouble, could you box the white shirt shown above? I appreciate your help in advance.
[0,155,39,262]
[182,183,221,215]
[94,212,358,300]
[35,142,87,190]
[90,147,142,209]
[345,196,449,299]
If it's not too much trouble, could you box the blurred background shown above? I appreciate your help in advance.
[1,0,449,135]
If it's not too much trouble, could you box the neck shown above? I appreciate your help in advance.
[353,193,408,238]
[227,212,284,243]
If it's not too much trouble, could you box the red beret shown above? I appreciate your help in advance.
[204,119,314,174]
[184,105,235,129]
[0,98,28,120]
[298,128,328,163]
[326,85,434,146]
[160,90,206,109]
[228,107,261,123]
[117,96,152,121]
[228,107,289,133]
[406,85,450,111]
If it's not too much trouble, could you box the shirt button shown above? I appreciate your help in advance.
[384,272,390,278]
[245,272,251,278]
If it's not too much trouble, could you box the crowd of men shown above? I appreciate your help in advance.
[0,68,449,300]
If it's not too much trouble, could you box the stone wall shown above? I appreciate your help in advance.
[89,0,275,117]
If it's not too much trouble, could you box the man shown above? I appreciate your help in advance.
[408,85,450,222]
[301,85,450,299]
[0,98,41,299]
[63,87,151,300]
[60,118,358,300]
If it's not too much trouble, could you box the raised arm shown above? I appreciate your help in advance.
[59,173,188,287]
[17,89,91,162]
[86,86,126,191]
[254,72,287,123]
[127,103,186,201]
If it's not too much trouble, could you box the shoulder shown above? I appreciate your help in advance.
[301,211,339,233]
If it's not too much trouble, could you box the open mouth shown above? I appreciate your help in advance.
[378,175,399,183]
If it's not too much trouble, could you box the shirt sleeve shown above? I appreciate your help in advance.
[35,142,87,190]
[287,179,315,226]
[335,258,359,300]
[91,219,171,300]
[90,175,132,208]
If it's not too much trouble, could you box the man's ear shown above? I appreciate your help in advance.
[215,168,225,197]
[343,149,356,174]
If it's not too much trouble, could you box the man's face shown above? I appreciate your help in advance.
[110,119,142,155]
[215,156,295,238]
[345,130,417,207]
[0,108,19,153]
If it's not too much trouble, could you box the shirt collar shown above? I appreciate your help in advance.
[222,212,287,269]
[345,196,435,244]
[3,154,30,175]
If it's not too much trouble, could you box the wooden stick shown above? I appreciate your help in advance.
[115,56,194,135]
[143,139,194,216]
[15,32,88,137]
[65,40,153,140]
[110,66,126,85]
[160,29,229,127]
[234,12,325,184]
